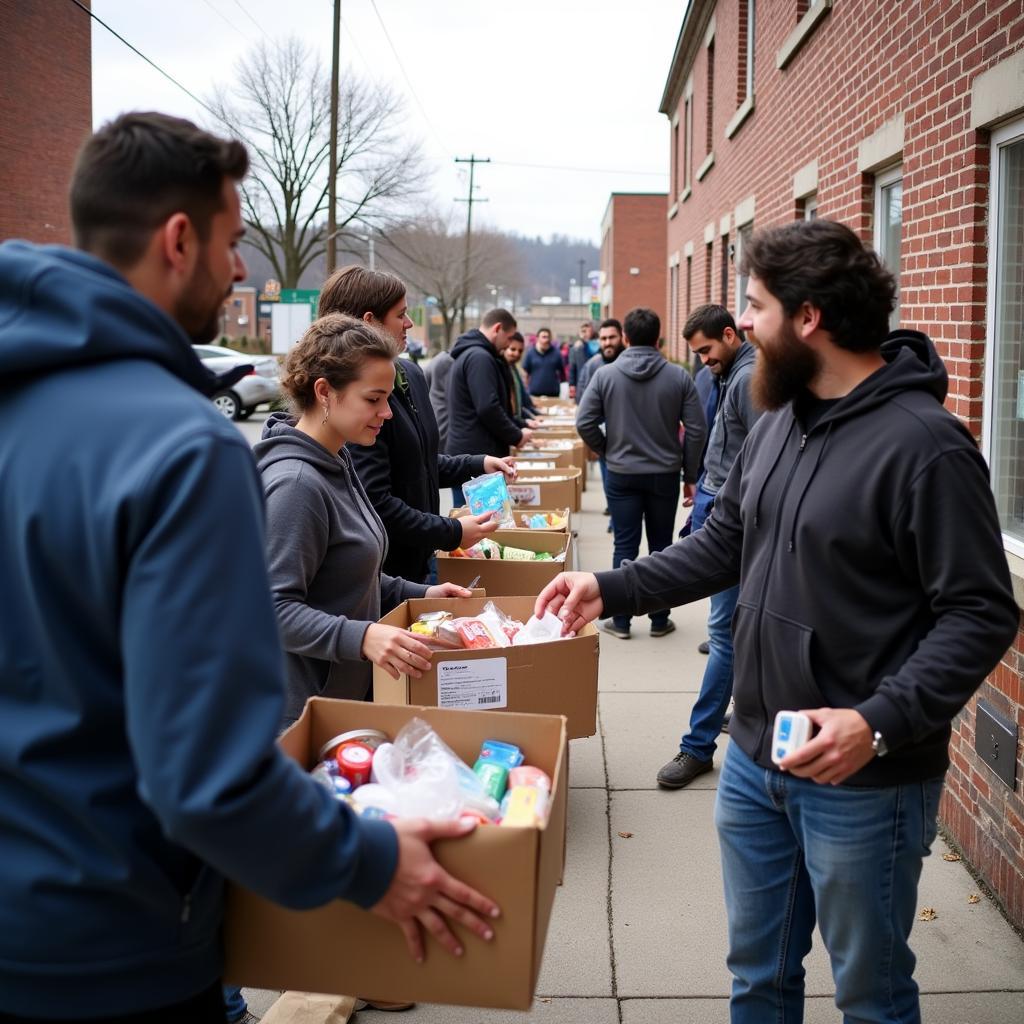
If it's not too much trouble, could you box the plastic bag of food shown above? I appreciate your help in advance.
[512,611,569,645]
[451,616,502,650]
[366,717,497,821]
[479,601,523,645]
[462,471,515,527]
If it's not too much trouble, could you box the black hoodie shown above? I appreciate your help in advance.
[445,329,525,458]
[598,331,1019,785]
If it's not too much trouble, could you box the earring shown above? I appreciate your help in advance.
[321,402,329,425]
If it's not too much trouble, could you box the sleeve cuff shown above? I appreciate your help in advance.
[337,816,400,909]
[338,619,373,662]
[854,690,914,753]
[596,569,631,618]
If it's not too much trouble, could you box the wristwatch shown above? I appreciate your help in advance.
[872,730,889,757]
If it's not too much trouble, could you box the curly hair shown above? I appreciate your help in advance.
[280,313,400,410]
[739,220,896,352]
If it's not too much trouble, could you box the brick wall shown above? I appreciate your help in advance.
[0,0,92,244]
[661,0,1024,928]
[600,193,668,336]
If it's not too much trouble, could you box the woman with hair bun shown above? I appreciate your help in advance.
[318,266,514,584]
[254,313,471,727]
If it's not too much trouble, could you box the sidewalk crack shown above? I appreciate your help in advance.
[598,700,624,1024]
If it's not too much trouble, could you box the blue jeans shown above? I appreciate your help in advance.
[604,469,679,631]
[222,985,246,1022]
[451,485,465,509]
[680,481,738,762]
[715,743,944,1024]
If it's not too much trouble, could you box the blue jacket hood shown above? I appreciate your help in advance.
[0,241,216,394]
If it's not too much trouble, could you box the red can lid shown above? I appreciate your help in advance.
[337,742,373,771]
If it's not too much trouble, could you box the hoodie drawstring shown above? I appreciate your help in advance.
[787,422,833,553]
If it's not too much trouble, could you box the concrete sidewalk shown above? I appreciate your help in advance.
[245,460,1024,1024]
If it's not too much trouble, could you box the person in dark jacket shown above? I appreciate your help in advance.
[657,304,762,790]
[0,113,497,1023]
[576,307,706,639]
[256,314,472,724]
[446,309,533,503]
[318,267,512,582]
[537,219,1019,1024]
[522,326,565,397]
[568,320,598,400]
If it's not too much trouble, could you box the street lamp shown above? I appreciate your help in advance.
[356,232,376,271]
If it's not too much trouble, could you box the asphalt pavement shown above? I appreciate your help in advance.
[232,414,1024,1023]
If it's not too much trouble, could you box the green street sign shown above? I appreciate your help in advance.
[280,289,320,311]
[589,301,601,319]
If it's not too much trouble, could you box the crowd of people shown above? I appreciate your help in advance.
[0,110,1019,1024]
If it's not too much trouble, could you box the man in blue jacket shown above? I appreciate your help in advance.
[522,327,565,398]
[0,112,497,1022]
[537,220,1019,1024]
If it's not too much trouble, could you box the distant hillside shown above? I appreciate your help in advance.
[240,229,598,304]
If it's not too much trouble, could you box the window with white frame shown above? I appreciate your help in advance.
[873,165,902,327]
[984,118,1024,552]
[736,223,753,317]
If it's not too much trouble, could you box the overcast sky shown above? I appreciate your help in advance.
[90,0,683,244]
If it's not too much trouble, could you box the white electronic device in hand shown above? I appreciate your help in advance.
[771,711,814,765]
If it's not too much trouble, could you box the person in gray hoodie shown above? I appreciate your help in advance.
[576,307,706,639]
[255,314,471,728]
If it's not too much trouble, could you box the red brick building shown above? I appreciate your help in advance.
[599,193,668,333]
[0,0,92,244]
[660,0,1024,928]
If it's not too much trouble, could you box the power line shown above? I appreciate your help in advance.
[198,0,258,44]
[366,0,449,155]
[491,159,668,177]
[67,0,226,126]
[227,0,266,37]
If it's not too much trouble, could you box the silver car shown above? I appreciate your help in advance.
[192,345,281,420]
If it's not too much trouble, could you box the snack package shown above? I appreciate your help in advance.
[452,617,501,650]
[501,544,537,561]
[500,785,548,827]
[480,601,523,645]
[473,739,524,802]
[462,472,515,527]
[478,538,503,559]
[410,611,452,637]
[512,611,568,646]
[410,611,463,650]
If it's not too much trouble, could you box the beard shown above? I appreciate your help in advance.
[174,254,232,343]
[751,321,821,410]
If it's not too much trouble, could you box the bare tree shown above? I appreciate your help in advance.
[207,37,424,288]
[379,210,524,348]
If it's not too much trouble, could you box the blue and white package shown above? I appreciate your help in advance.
[462,471,515,527]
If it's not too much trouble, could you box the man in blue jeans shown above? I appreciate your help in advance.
[576,307,705,638]
[658,305,760,788]
[536,220,1019,1022]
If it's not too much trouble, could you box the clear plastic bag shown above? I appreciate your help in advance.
[366,717,498,820]
[512,611,570,645]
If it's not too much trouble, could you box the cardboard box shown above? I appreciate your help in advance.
[224,698,569,1009]
[437,530,573,593]
[514,440,586,470]
[452,506,572,534]
[374,597,599,739]
[509,467,583,512]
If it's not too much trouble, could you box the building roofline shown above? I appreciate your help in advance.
[658,0,715,116]
[609,191,669,198]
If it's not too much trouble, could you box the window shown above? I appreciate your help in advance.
[683,94,693,193]
[739,0,756,104]
[705,241,714,303]
[672,120,680,197]
[803,193,818,219]
[721,235,730,305]
[685,254,693,319]
[669,262,679,356]
[706,39,716,155]
[873,165,902,327]
[984,119,1024,552]
[736,224,753,316]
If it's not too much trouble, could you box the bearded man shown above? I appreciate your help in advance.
[535,219,1019,1024]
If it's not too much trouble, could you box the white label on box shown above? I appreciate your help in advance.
[437,657,507,710]
[509,484,541,505]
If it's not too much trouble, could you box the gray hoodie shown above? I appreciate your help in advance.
[703,340,760,493]
[254,413,428,725]
[576,346,707,480]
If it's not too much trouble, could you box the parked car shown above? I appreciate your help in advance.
[192,344,281,420]
[404,338,425,362]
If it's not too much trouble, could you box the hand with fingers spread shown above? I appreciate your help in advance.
[372,817,501,962]
[534,571,603,637]
[361,624,433,680]
[456,511,501,548]
[779,708,875,785]
[483,455,517,480]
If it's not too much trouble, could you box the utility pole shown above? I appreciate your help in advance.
[326,0,341,275]
[454,154,490,333]
[578,258,586,308]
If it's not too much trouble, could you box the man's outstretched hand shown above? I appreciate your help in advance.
[371,817,500,963]
[534,572,603,636]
